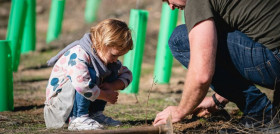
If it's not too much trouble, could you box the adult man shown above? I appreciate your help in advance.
[153,0,280,132]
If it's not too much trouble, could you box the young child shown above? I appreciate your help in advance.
[44,19,133,131]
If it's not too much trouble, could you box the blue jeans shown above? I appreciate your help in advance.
[72,64,120,117]
[169,24,280,117]
[72,92,108,117]
[72,91,91,117]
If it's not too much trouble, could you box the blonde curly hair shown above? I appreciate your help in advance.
[90,18,133,53]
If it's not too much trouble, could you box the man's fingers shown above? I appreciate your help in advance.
[196,110,206,117]
[154,114,161,124]
[154,111,169,126]
[154,113,165,125]
[155,112,162,118]
[154,106,181,126]
[192,107,200,115]
[153,117,167,126]
[156,108,170,117]
[193,108,205,116]
[153,117,161,126]
[196,110,210,117]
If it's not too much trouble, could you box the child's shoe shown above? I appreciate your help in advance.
[68,115,103,131]
[91,111,122,126]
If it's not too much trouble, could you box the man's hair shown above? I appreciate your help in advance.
[90,18,133,53]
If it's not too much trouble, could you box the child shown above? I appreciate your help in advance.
[44,19,133,131]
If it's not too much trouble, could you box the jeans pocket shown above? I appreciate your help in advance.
[244,61,276,87]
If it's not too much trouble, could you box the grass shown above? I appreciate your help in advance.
[19,49,59,69]
[0,48,183,133]
[4,38,276,134]
[105,97,178,122]
[14,75,49,83]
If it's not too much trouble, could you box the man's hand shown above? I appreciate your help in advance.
[98,89,119,104]
[192,94,229,117]
[153,106,185,126]
[153,19,218,127]
[192,96,217,117]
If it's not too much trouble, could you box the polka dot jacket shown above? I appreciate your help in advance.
[45,45,132,103]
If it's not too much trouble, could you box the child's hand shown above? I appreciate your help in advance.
[100,80,125,91]
[100,82,114,91]
[98,89,119,104]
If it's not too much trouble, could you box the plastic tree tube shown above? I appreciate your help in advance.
[46,0,65,44]
[84,0,101,23]
[153,3,178,84]
[0,40,14,112]
[181,10,185,24]
[21,0,36,54]
[122,9,149,94]
[6,0,27,72]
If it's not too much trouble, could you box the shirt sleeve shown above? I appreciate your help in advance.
[66,46,100,101]
[184,0,214,33]
[117,65,132,88]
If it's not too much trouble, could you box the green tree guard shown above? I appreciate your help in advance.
[181,10,185,24]
[122,9,149,94]
[46,0,65,44]
[84,0,101,23]
[0,40,14,112]
[153,3,178,84]
[6,0,27,72]
[21,0,36,54]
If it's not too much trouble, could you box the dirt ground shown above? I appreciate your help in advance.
[0,0,276,133]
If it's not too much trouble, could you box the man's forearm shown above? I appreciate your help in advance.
[177,18,217,116]
[178,67,211,116]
